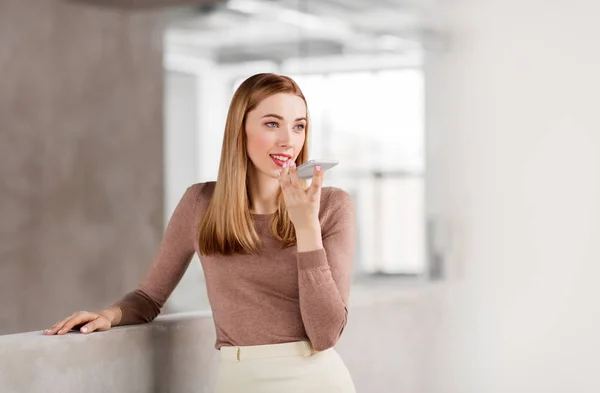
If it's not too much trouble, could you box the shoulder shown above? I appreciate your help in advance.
[319,187,355,230]
[179,181,216,213]
[185,181,216,200]
[183,182,216,235]
[320,187,354,209]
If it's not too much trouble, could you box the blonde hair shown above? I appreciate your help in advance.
[198,73,310,255]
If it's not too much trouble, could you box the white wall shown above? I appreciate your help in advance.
[163,70,207,313]
[164,71,198,223]
[425,1,600,392]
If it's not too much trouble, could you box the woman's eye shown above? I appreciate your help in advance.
[294,124,305,131]
[265,122,278,128]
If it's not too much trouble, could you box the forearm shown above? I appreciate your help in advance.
[294,189,355,351]
[297,249,348,351]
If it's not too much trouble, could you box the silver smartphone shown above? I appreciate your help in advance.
[296,159,339,179]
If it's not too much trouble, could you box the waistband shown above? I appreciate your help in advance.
[220,341,316,362]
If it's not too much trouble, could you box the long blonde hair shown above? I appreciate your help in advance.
[198,73,310,255]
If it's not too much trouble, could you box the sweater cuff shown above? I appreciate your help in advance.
[111,289,161,325]
[297,248,329,270]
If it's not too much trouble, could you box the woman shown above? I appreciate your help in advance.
[44,73,356,393]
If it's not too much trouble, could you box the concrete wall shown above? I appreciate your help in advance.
[0,0,165,335]
[0,284,430,393]
[424,1,600,392]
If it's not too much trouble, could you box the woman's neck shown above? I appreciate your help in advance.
[247,168,280,214]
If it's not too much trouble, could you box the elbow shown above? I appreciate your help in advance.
[308,311,348,352]
[310,333,341,352]
[138,311,159,324]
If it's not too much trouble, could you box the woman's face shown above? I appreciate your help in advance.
[245,93,307,179]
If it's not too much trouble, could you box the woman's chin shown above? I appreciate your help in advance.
[248,162,282,180]
[258,167,281,180]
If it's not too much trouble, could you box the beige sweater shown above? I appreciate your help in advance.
[112,182,355,351]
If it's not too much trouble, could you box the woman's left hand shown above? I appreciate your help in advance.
[277,160,324,231]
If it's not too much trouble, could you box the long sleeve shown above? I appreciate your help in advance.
[111,184,201,325]
[297,188,356,351]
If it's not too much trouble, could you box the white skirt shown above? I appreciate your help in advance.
[214,341,356,393]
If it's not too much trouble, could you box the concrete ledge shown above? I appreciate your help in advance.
[0,284,432,393]
[0,311,219,393]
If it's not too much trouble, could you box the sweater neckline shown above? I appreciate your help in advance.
[251,212,275,221]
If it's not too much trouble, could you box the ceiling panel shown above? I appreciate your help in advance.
[165,0,440,64]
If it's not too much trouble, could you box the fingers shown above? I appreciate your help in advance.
[279,161,305,203]
[288,161,303,189]
[277,160,293,188]
[283,160,293,185]
[44,312,95,335]
[279,161,322,202]
[57,313,92,335]
[44,313,76,335]
[307,165,324,199]
[79,321,96,334]
[80,317,110,334]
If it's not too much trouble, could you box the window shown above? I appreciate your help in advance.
[235,70,426,275]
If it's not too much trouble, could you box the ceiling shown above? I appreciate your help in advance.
[164,0,442,64]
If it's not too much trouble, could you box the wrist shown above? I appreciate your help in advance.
[295,224,323,252]
[99,306,122,326]
[294,219,321,234]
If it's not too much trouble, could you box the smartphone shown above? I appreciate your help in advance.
[296,159,339,179]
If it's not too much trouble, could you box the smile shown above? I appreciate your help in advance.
[270,154,291,167]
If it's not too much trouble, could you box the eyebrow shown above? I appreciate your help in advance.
[261,113,307,122]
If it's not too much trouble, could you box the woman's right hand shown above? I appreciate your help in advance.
[43,310,115,335]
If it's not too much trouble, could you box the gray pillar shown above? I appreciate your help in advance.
[0,0,164,335]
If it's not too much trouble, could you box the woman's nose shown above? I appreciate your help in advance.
[277,127,293,146]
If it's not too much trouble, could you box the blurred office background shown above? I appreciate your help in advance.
[2,0,600,392]
[162,0,429,315]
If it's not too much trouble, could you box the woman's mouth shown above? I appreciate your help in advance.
[270,154,291,167]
